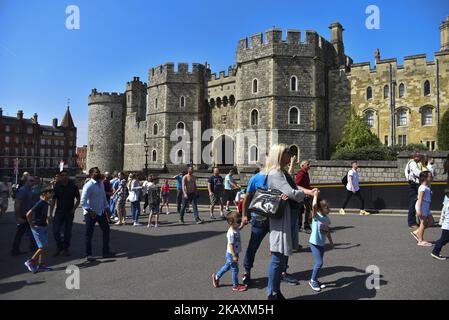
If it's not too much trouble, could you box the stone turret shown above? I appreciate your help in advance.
[440,15,449,51]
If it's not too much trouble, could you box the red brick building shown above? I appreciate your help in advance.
[0,107,77,177]
[76,145,87,172]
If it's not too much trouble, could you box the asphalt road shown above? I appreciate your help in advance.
[1,203,448,300]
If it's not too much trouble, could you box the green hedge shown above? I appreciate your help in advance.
[331,143,428,161]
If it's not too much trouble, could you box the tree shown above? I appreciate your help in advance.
[438,110,449,150]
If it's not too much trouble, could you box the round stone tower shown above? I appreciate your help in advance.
[86,89,125,173]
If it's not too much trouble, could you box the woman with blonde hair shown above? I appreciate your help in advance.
[264,144,316,300]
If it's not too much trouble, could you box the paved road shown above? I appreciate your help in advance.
[1,203,448,300]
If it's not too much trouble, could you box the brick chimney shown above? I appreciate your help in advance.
[17,110,23,120]
[52,118,58,127]
[0,107,3,117]
[32,113,38,124]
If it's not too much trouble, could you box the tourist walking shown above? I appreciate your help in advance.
[294,159,313,232]
[24,188,54,274]
[431,191,449,261]
[224,168,241,212]
[49,170,80,257]
[263,144,308,300]
[127,174,143,227]
[113,179,128,225]
[142,175,153,214]
[0,176,10,218]
[147,176,161,228]
[411,171,433,247]
[173,172,184,213]
[11,176,37,256]
[208,167,225,220]
[80,167,115,261]
[179,166,203,224]
[212,211,247,292]
[160,179,171,215]
[439,188,449,226]
[340,161,370,216]
[405,152,422,228]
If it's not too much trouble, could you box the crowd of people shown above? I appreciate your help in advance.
[4,147,449,299]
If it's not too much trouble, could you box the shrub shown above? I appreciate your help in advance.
[332,145,396,161]
[438,110,449,150]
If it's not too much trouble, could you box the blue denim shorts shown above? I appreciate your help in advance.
[31,226,48,249]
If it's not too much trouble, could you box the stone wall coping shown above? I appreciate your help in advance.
[310,160,398,168]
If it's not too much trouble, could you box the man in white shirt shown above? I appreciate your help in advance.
[405,152,422,229]
[340,161,369,216]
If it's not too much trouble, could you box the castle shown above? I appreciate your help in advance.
[87,16,449,174]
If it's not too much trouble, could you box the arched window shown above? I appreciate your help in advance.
[209,98,215,108]
[152,150,157,162]
[288,107,300,125]
[177,149,184,162]
[176,121,186,134]
[383,85,389,99]
[223,96,228,106]
[421,107,433,126]
[365,110,374,128]
[180,96,186,108]
[155,98,158,109]
[398,83,405,98]
[397,109,407,127]
[216,97,222,107]
[249,145,259,163]
[290,76,298,91]
[366,87,373,100]
[251,109,259,126]
[423,80,431,96]
[252,79,258,94]
[153,123,159,135]
[289,145,299,160]
[229,95,235,106]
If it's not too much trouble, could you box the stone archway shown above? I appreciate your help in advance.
[213,135,235,165]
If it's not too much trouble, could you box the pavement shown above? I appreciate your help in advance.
[1,202,449,300]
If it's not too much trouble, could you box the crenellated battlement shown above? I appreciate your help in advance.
[236,28,334,64]
[88,88,125,105]
[148,62,210,86]
[209,66,236,82]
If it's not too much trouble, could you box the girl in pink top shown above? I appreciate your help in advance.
[161,179,171,215]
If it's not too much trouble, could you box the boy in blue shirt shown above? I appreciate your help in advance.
[25,188,54,273]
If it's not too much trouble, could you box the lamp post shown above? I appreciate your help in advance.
[144,143,149,179]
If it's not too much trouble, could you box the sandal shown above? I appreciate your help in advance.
[410,232,419,242]
[417,241,432,247]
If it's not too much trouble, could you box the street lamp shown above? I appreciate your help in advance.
[144,139,150,179]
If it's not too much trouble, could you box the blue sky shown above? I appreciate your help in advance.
[0,0,447,146]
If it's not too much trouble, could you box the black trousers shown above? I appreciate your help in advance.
[85,214,110,257]
[53,213,75,251]
[408,182,419,227]
[143,194,149,211]
[298,203,311,229]
[12,222,37,253]
[432,229,449,256]
[342,190,365,210]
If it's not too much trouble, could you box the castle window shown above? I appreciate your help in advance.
[153,123,159,135]
[421,107,433,126]
[177,149,184,163]
[152,150,157,162]
[176,122,186,134]
[366,87,373,100]
[289,145,299,160]
[180,96,186,108]
[216,97,222,108]
[252,79,258,94]
[383,85,389,99]
[250,109,259,126]
[209,99,215,108]
[364,110,374,128]
[155,99,158,109]
[423,80,431,96]
[249,145,259,163]
[397,109,407,127]
[229,95,235,106]
[398,83,405,98]
[384,135,389,146]
[288,107,300,125]
[223,96,228,107]
[398,135,407,146]
[290,76,298,92]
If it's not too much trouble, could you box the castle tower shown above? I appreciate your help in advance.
[146,63,209,169]
[235,28,340,163]
[329,22,345,66]
[440,15,449,52]
[87,89,125,172]
[126,77,147,120]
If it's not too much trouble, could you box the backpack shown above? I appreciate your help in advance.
[342,174,348,186]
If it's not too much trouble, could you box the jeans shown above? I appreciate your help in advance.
[131,201,141,222]
[310,243,325,282]
[53,212,75,251]
[12,222,37,253]
[243,219,270,273]
[84,214,110,256]
[180,193,199,220]
[432,229,449,256]
[267,252,287,296]
[408,182,419,227]
[216,253,239,287]
[342,190,365,210]
[109,198,117,217]
[176,190,183,213]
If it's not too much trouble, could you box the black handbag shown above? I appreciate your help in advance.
[248,172,287,219]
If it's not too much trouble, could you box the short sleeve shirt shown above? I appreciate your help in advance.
[176,176,183,190]
[247,173,267,220]
[31,199,49,227]
[346,169,360,192]
[226,227,241,254]
[53,182,80,215]
[309,213,331,247]
[208,175,224,194]
[16,186,33,218]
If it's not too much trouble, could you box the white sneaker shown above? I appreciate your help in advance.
[166,212,170,215]
[210,214,216,220]
[154,224,159,228]
[339,209,346,215]
[133,222,143,227]
[113,217,119,222]
[147,224,152,228]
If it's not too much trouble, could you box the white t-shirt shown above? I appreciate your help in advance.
[427,164,436,177]
[346,169,360,192]
[442,202,449,231]
[415,185,431,217]
[226,227,241,254]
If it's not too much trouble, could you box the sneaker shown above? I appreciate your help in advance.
[317,281,327,289]
[196,219,204,225]
[210,214,216,220]
[225,208,231,213]
[360,210,370,216]
[38,264,53,272]
[309,280,321,292]
[212,273,219,288]
[339,209,346,215]
[147,224,152,228]
[281,273,299,286]
[24,259,37,273]
[431,253,447,261]
[154,223,159,228]
[86,256,96,262]
[242,273,251,286]
[133,222,144,227]
[113,217,120,222]
[166,212,170,215]
[232,284,248,292]
[179,219,185,224]
[220,212,226,220]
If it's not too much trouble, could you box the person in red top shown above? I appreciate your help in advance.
[295,160,312,232]
[160,179,171,215]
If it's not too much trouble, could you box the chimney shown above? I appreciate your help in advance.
[52,118,58,128]
[375,48,381,64]
[440,16,449,51]
[0,108,2,117]
[32,113,38,124]
[17,110,23,120]
[329,22,345,66]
